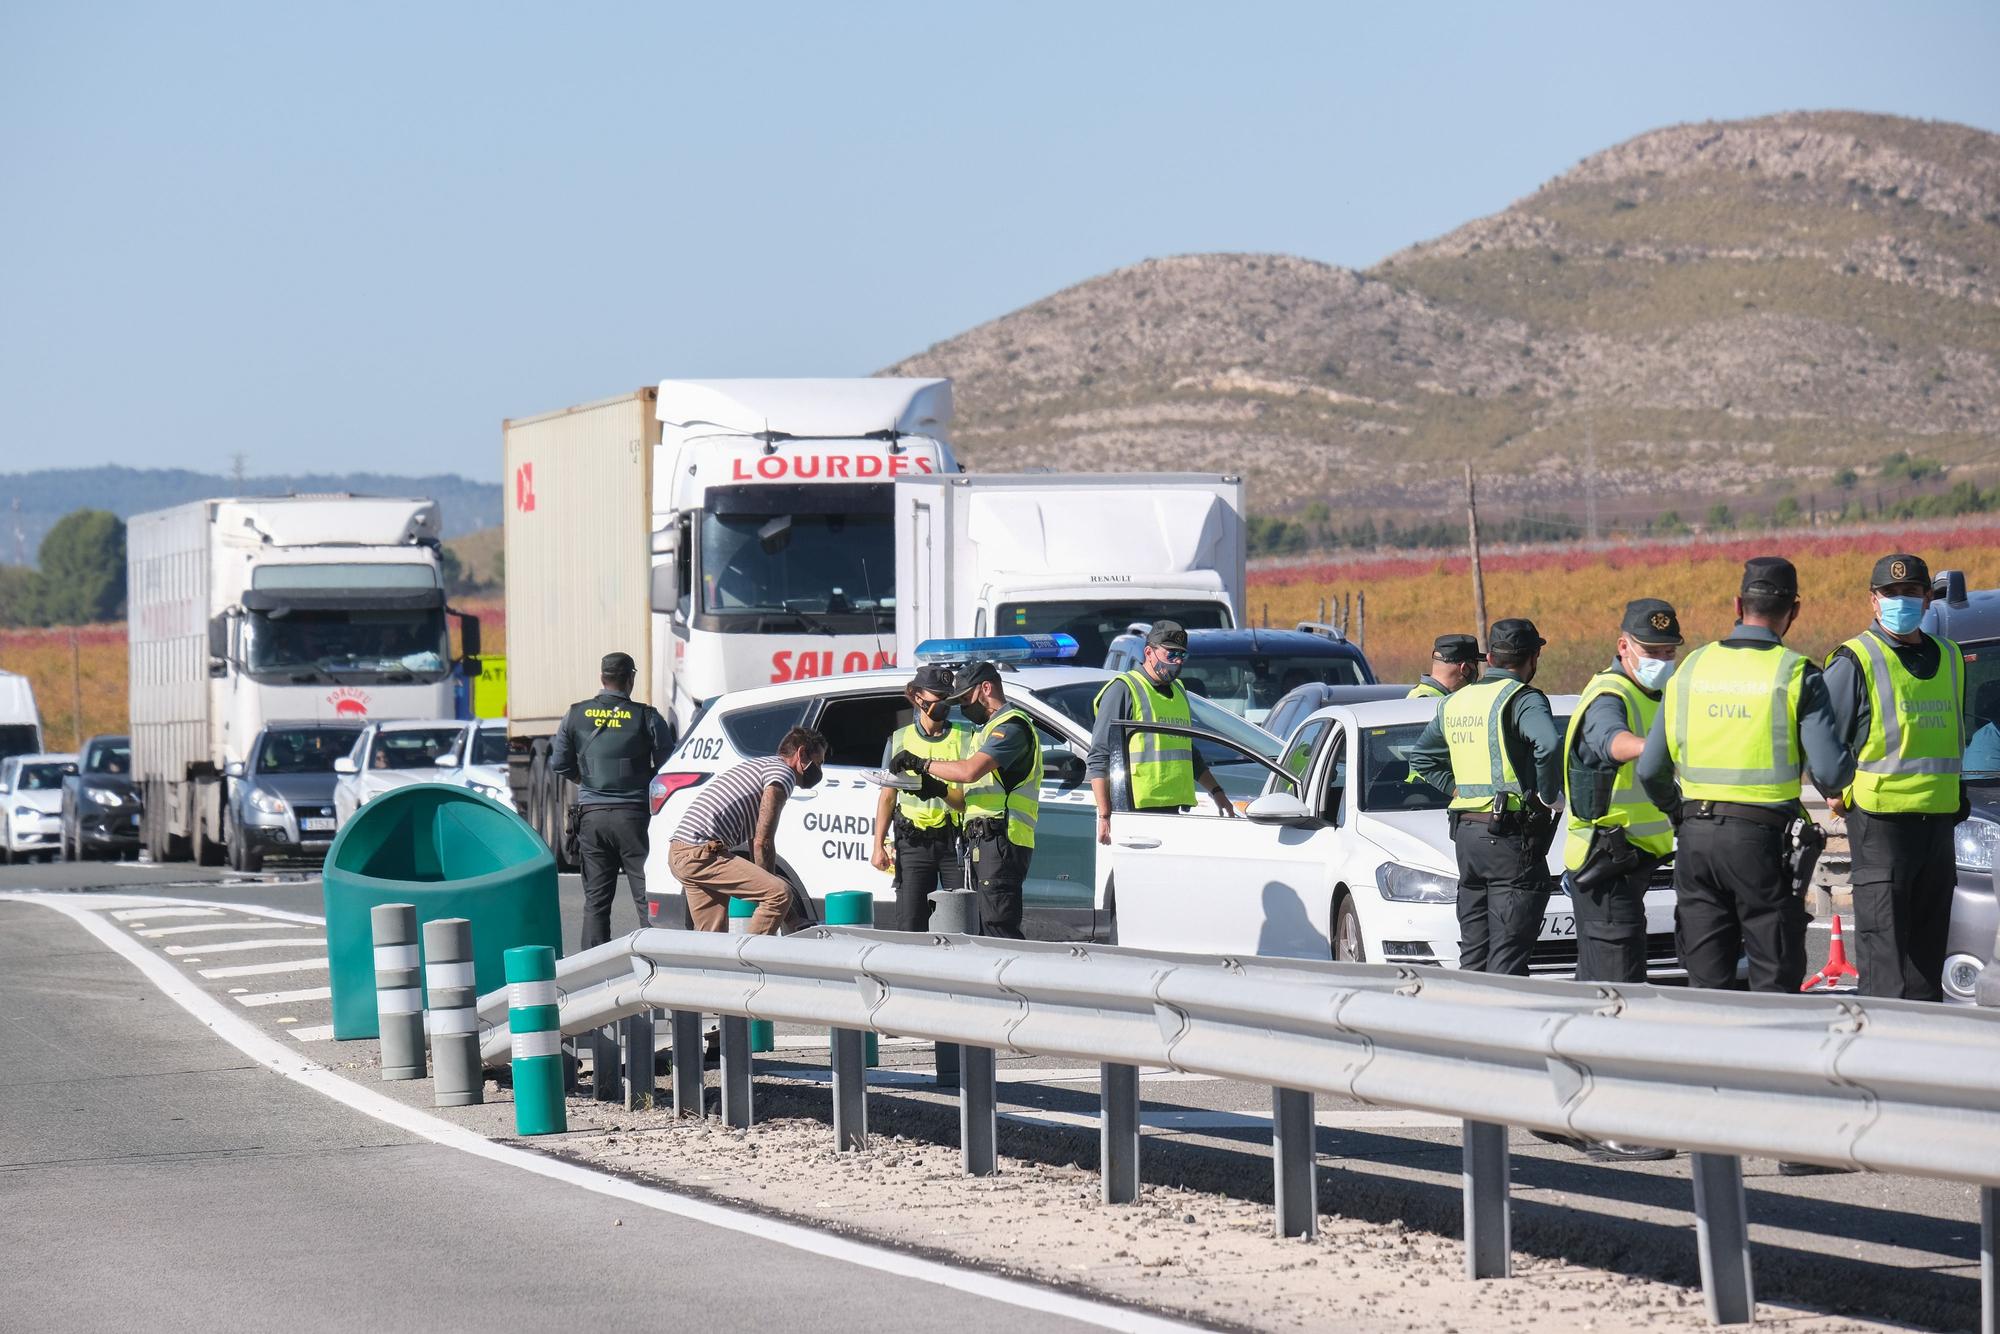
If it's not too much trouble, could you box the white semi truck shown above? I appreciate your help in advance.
[0,670,43,763]
[128,496,479,864]
[893,473,1247,667]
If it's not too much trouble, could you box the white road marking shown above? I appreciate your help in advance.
[235,986,333,1008]
[288,1024,336,1042]
[198,957,330,979]
[91,894,326,927]
[111,906,223,921]
[165,937,324,955]
[8,892,1197,1334]
[139,922,306,938]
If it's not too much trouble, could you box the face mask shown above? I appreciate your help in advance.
[1152,660,1183,684]
[1631,654,1675,691]
[1877,595,1924,635]
[959,698,991,726]
[918,701,949,727]
[798,762,824,789]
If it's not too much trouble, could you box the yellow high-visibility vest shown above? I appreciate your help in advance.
[962,707,1042,848]
[1093,670,1196,809]
[1663,642,1806,803]
[1562,668,1674,868]
[891,720,971,830]
[1837,631,1963,815]
[1441,677,1525,813]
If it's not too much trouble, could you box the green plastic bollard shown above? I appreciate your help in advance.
[726,897,774,1052]
[824,890,878,1067]
[506,945,566,1136]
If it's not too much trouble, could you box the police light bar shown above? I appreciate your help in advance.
[913,634,1079,664]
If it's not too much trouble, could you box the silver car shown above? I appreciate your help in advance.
[223,723,363,871]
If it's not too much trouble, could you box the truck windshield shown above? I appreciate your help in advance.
[244,609,450,684]
[699,512,893,630]
[996,601,1232,668]
[256,727,359,775]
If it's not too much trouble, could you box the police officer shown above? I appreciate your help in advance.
[893,661,1037,939]
[550,651,675,950]
[1409,634,1482,700]
[1823,553,1966,1001]
[1637,557,1854,994]
[1562,599,1683,984]
[870,663,969,932]
[1407,618,1564,975]
[1088,621,1234,846]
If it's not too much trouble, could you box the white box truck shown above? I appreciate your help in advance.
[0,670,42,762]
[893,473,1246,666]
[128,495,479,864]
[503,378,959,862]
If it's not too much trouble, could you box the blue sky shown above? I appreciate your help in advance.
[3,2,1997,482]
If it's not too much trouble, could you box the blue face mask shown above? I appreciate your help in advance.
[1631,654,1675,692]
[1877,596,1924,635]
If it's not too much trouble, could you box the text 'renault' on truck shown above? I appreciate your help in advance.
[127,496,480,865]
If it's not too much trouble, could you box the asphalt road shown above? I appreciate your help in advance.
[0,881,1122,1333]
[0,859,1987,1332]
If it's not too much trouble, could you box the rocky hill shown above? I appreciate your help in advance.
[885,112,2000,527]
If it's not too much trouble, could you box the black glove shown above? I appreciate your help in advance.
[915,772,948,801]
[888,749,927,776]
[1663,797,1684,829]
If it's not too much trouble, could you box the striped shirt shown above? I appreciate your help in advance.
[672,756,797,850]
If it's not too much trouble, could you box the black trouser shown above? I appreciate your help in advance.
[1674,810,1804,993]
[1451,815,1549,976]
[1847,808,1957,1001]
[967,829,1030,940]
[887,829,959,933]
[1567,865,1651,984]
[578,804,649,951]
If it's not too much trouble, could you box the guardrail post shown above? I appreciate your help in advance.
[1978,1186,1994,1334]
[591,1025,620,1102]
[371,904,424,1081]
[423,918,482,1107]
[726,899,774,1052]
[670,1009,704,1118]
[1462,1120,1510,1279]
[504,945,565,1135]
[1690,1152,1754,1325]
[620,1010,655,1111]
[961,1043,997,1176]
[831,1027,867,1150]
[824,891,879,1066]
[1101,1062,1140,1205]
[720,1014,753,1129]
[928,888,977,1088]
[1272,1088,1316,1238]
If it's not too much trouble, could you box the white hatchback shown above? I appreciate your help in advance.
[332,720,475,826]
[0,752,78,864]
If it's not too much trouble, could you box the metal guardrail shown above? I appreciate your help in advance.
[473,928,2000,1329]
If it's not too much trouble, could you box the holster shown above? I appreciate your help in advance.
[1569,824,1653,892]
[1785,812,1827,896]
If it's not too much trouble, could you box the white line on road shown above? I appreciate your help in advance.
[165,937,324,955]
[197,957,330,979]
[139,921,307,938]
[11,892,1198,1334]
[287,1024,336,1042]
[111,906,224,921]
[235,986,334,1008]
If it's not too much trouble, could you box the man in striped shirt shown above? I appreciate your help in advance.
[669,727,827,934]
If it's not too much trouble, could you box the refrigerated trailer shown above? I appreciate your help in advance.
[128,496,479,865]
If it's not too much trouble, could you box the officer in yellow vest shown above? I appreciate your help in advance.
[871,663,969,932]
[1409,634,1482,701]
[1822,553,1967,1001]
[1407,618,1565,975]
[892,661,1038,939]
[1087,621,1235,846]
[1637,557,1854,994]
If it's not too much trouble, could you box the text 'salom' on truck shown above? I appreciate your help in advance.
[127,496,479,865]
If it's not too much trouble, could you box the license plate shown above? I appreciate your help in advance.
[300,818,336,832]
[1542,913,1576,938]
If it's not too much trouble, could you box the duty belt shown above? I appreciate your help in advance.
[962,817,1010,842]
[1684,800,1793,829]
[892,816,959,846]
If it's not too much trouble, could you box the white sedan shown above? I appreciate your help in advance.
[1,753,77,864]
[332,720,475,826]
[1107,695,1684,979]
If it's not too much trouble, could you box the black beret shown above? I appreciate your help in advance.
[909,663,957,695]
[1869,553,1929,589]
[1620,598,1683,646]
[949,661,1002,698]
[1488,618,1546,654]
[1145,620,1189,649]
[1431,633,1481,664]
[1740,556,1798,599]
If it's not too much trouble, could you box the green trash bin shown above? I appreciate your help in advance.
[323,783,561,1041]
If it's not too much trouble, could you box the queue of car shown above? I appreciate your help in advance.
[0,752,76,863]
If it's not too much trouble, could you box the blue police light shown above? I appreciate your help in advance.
[913,634,1079,664]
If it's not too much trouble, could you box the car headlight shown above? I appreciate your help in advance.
[469,780,509,802]
[1955,817,1998,872]
[1377,862,1460,903]
[249,789,289,816]
[12,805,35,821]
[85,785,124,807]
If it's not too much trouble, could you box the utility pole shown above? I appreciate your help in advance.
[1583,425,1599,543]
[9,497,22,566]
[1465,463,1489,650]
[69,627,83,748]
[229,453,248,490]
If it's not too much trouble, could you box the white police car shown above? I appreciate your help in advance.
[642,635,1286,940]
[1107,694,1685,978]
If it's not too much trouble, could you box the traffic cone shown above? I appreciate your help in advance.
[1801,914,1860,992]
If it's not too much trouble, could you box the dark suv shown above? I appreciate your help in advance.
[1925,571,2000,1004]
[61,734,142,861]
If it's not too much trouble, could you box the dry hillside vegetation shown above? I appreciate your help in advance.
[886,112,2000,526]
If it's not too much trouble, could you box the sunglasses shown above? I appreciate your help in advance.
[1159,649,1188,663]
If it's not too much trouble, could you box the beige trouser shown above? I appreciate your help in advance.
[669,840,792,934]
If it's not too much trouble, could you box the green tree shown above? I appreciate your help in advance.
[1772,495,1802,527]
[1832,467,1858,490]
[37,509,126,625]
[1704,502,1734,530]
[0,565,45,627]
[1652,510,1688,537]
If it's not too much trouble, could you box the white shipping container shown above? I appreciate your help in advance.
[128,502,218,786]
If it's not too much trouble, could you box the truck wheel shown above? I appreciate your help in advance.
[195,801,225,868]
[1333,891,1366,963]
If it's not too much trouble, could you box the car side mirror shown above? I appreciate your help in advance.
[434,754,459,767]
[333,756,358,775]
[458,614,482,661]
[650,563,676,614]
[224,761,245,779]
[1245,792,1314,825]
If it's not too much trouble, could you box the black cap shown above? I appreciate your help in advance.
[948,661,1001,698]
[1869,553,1930,590]
[1740,556,1799,599]
[1487,618,1546,654]
[909,663,957,695]
[1620,598,1683,646]
[1145,620,1189,649]
[601,651,636,677]
[1431,633,1481,665]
